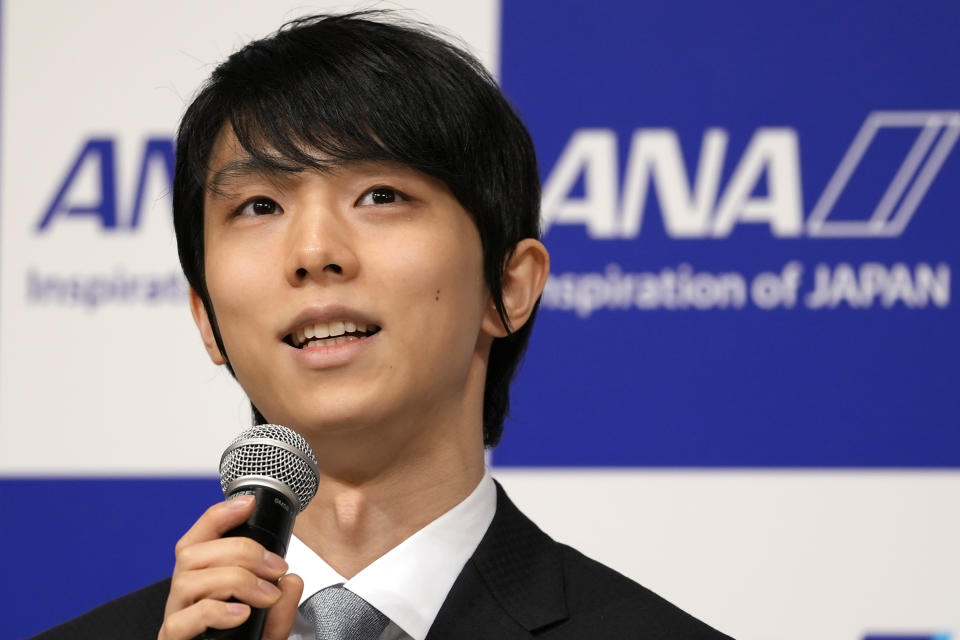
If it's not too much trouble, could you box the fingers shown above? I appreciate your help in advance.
[160,575,301,640]
[159,600,250,640]
[175,535,288,579]
[159,495,294,640]
[263,574,305,640]
[175,495,256,552]
[168,565,284,612]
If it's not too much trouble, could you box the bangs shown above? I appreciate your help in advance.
[202,11,478,184]
[225,89,397,175]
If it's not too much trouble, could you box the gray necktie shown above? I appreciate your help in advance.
[299,585,390,640]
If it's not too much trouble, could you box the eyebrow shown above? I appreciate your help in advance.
[206,155,418,200]
[206,156,300,198]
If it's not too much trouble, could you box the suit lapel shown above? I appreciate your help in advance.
[425,482,569,639]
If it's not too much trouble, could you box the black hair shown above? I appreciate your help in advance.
[173,11,541,447]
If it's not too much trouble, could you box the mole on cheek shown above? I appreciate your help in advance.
[435,289,440,301]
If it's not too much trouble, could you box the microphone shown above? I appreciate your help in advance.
[200,424,319,640]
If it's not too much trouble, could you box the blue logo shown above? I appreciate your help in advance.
[541,111,960,240]
[37,136,175,231]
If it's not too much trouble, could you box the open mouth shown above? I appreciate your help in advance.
[285,320,382,349]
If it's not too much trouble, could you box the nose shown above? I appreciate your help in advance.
[284,205,359,286]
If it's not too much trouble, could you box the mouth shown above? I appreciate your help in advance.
[284,320,382,349]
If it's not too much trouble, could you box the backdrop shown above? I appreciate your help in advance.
[1,1,957,639]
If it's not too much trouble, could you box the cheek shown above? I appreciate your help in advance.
[388,226,484,299]
[388,235,487,350]
[203,246,275,362]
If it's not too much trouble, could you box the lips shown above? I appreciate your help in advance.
[285,320,381,349]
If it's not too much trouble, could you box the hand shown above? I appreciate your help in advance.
[158,495,304,640]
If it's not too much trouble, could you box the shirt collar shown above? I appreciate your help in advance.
[287,469,496,640]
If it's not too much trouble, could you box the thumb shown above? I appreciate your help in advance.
[262,573,304,640]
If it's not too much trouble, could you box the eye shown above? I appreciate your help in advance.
[237,197,282,216]
[356,187,406,206]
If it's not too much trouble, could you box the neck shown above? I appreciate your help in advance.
[289,334,492,577]
[292,415,486,578]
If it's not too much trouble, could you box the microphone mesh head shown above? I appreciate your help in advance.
[219,424,319,513]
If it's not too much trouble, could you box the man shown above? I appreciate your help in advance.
[33,12,731,640]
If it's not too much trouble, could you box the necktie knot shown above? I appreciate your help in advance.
[300,585,389,640]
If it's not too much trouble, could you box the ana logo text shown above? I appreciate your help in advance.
[542,111,960,239]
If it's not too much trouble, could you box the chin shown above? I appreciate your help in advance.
[284,410,380,438]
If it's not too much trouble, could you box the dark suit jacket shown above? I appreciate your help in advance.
[30,484,733,639]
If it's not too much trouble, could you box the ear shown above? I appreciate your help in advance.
[189,287,227,365]
[482,238,550,338]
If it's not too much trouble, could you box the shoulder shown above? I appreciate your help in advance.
[554,543,733,639]
[477,482,733,639]
[27,578,170,640]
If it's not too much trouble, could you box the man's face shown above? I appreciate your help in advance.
[194,128,496,445]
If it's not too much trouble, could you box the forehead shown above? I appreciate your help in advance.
[204,110,401,188]
[205,124,291,188]
[204,124,353,196]
[207,124,247,173]
[205,126,279,196]
[202,122,457,202]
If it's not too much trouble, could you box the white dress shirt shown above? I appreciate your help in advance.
[287,469,496,640]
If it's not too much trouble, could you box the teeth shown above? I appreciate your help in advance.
[293,320,379,347]
[300,332,371,349]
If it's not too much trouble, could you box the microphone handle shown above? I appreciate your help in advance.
[196,485,297,640]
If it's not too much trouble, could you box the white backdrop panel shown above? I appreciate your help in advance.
[0,0,499,475]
